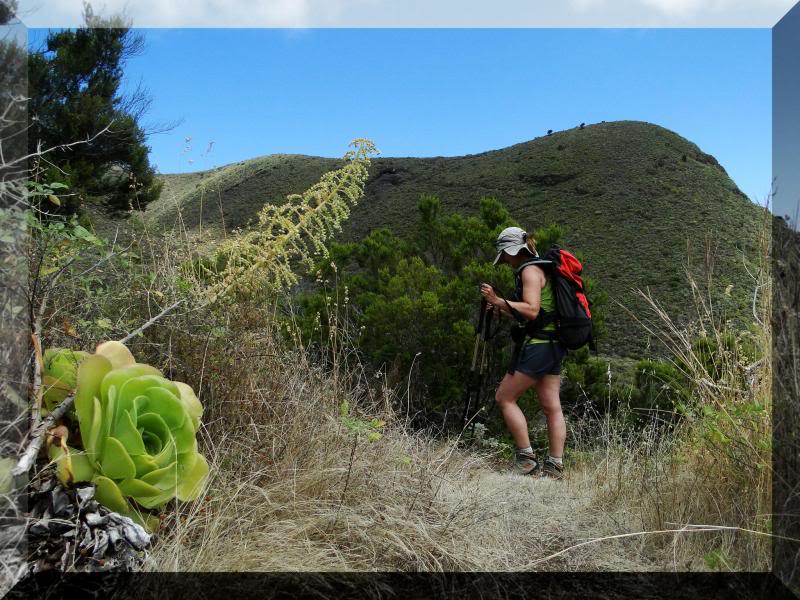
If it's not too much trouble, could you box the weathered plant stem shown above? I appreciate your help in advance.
[11,393,73,478]
[119,299,183,344]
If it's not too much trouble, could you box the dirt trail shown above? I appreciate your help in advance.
[435,461,661,572]
[146,426,673,573]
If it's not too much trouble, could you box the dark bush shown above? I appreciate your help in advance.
[631,359,691,414]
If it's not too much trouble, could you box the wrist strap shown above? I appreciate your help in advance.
[502,297,525,323]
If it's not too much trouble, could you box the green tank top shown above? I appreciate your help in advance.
[527,279,556,345]
[511,262,557,345]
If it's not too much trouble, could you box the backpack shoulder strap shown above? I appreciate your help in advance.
[506,258,556,325]
[514,258,553,278]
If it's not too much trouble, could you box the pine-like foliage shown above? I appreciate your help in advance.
[205,139,377,302]
[28,5,163,213]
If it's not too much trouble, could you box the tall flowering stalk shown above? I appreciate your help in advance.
[205,139,377,301]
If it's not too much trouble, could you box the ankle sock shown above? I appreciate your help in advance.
[518,446,534,456]
[547,455,563,465]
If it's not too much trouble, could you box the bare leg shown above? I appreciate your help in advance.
[534,374,565,457]
[495,371,538,449]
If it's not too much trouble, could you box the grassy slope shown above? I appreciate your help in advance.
[144,120,765,358]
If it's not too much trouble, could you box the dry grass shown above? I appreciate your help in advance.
[141,204,775,573]
[143,307,663,573]
[585,202,774,571]
[81,171,776,574]
[144,277,771,574]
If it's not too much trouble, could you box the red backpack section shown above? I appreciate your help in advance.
[553,249,591,319]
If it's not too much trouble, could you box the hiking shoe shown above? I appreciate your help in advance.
[541,457,564,480]
[511,452,540,476]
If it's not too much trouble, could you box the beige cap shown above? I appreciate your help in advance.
[493,226,532,266]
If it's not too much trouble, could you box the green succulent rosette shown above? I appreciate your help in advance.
[42,348,89,413]
[0,456,15,495]
[48,341,209,531]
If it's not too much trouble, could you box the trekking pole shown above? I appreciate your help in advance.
[472,280,513,432]
[470,304,495,436]
[476,349,499,426]
[461,297,487,428]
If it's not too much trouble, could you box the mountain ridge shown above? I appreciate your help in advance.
[144,120,766,358]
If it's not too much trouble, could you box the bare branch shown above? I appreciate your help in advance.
[5,122,115,171]
[521,524,797,569]
[119,300,184,344]
[10,393,73,478]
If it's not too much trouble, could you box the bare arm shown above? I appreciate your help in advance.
[479,267,545,320]
[496,266,544,321]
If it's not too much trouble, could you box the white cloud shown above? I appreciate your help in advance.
[16,0,375,27]
[15,0,795,27]
[637,0,706,16]
[567,0,793,20]
[640,0,788,18]
[569,0,607,10]
[202,0,311,27]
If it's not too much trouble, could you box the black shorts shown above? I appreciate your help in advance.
[510,341,566,378]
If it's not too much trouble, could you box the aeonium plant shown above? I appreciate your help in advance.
[42,348,89,414]
[46,341,209,531]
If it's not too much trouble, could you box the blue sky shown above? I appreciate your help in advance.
[29,28,772,204]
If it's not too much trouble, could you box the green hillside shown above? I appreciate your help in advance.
[145,120,766,358]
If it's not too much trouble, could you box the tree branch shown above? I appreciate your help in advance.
[10,393,73,478]
[118,299,183,344]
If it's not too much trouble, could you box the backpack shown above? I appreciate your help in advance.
[504,245,596,352]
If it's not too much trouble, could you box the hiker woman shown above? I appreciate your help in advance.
[479,226,566,479]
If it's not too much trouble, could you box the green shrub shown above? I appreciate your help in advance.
[685,329,758,383]
[295,194,608,427]
[631,358,691,413]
